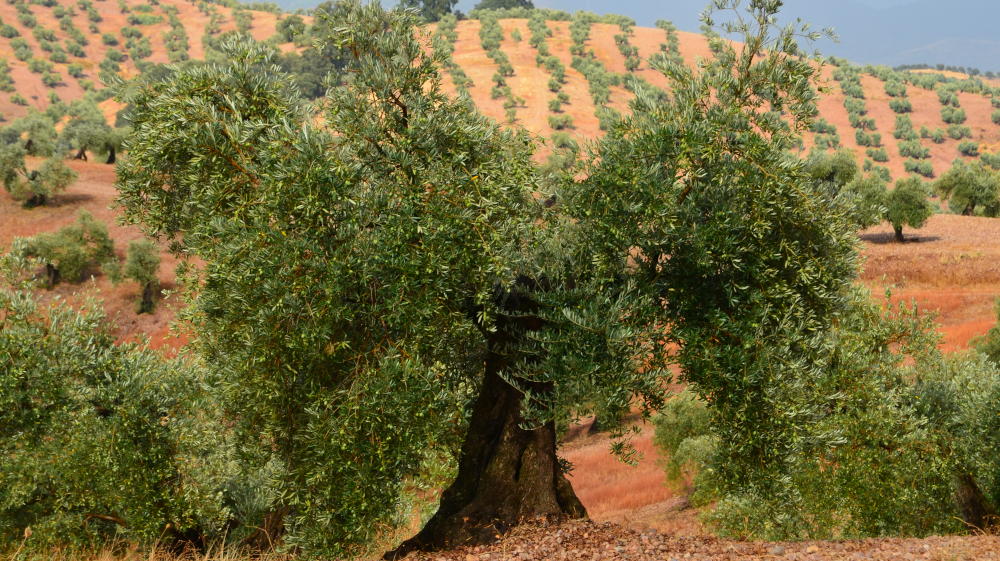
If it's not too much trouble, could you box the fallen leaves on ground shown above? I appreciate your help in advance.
[405,518,1000,561]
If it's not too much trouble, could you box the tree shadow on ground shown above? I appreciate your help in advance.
[860,232,941,245]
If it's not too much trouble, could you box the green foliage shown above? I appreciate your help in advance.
[0,276,235,548]
[887,177,934,239]
[947,124,973,140]
[889,98,912,114]
[398,0,457,22]
[276,14,306,42]
[899,139,930,159]
[811,118,837,135]
[884,80,906,97]
[958,141,980,157]
[941,106,967,124]
[120,239,161,313]
[934,159,1000,216]
[17,210,112,284]
[893,115,916,140]
[474,0,534,9]
[855,129,881,147]
[101,32,118,46]
[904,159,935,178]
[804,149,886,228]
[548,113,573,130]
[652,391,717,504]
[866,147,888,162]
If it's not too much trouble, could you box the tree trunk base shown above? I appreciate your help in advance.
[957,473,998,531]
[385,370,586,559]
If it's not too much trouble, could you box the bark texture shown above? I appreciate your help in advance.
[387,279,587,558]
[387,370,585,559]
[956,473,998,530]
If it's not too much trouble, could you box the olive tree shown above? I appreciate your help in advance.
[935,159,1000,216]
[116,9,628,554]
[17,210,114,287]
[113,0,972,554]
[59,100,120,163]
[887,177,934,242]
[121,239,161,313]
[0,253,235,548]
[0,144,78,207]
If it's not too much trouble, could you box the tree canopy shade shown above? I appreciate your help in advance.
[111,0,997,556]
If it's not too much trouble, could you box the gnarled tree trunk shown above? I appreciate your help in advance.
[138,282,156,314]
[387,368,585,559]
[893,224,905,243]
[956,472,998,530]
[106,145,116,165]
[44,263,59,288]
[387,281,586,559]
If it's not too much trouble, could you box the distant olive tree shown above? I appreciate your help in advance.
[0,144,77,207]
[935,159,1000,216]
[886,177,934,242]
[16,210,115,287]
[123,239,161,313]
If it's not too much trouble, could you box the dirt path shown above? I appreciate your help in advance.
[405,519,1000,561]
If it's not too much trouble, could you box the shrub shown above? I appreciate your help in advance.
[102,33,118,46]
[934,159,1000,215]
[844,97,866,115]
[904,159,935,178]
[653,391,717,502]
[992,109,1000,126]
[855,130,881,147]
[889,98,912,113]
[866,147,889,162]
[958,141,980,157]
[548,114,574,130]
[0,279,235,548]
[811,119,837,135]
[941,106,967,124]
[16,210,113,284]
[884,80,906,97]
[10,93,27,106]
[947,125,972,140]
[898,140,930,159]
[813,133,840,150]
[893,115,916,140]
[0,24,19,38]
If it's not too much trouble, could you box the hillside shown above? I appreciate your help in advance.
[429,14,1000,182]
[0,4,996,180]
[0,0,287,122]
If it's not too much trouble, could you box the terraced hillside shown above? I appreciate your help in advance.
[0,0,288,121]
[430,12,1000,180]
[0,2,997,182]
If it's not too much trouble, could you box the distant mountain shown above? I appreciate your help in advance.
[270,0,1000,71]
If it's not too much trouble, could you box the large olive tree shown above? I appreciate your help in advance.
[114,0,959,555]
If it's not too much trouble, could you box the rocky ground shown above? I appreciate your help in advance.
[404,519,1000,561]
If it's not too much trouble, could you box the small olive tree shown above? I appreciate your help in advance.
[0,253,238,549]
[886,177,934,242]
[17,210,115,287]
[935,159,1000,216]
[0,144,78,207]
[123,239,161,313]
